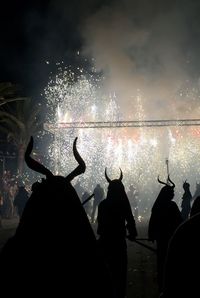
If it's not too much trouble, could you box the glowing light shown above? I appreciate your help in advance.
[149,138,158,147]
[138,215,143,223]
[43,66,200,218]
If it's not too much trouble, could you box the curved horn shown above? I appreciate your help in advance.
[157,175,168,186]
[25,136,53,177]
[167,175,175,188]
[66,137,86,181]
[119,168,123,181]
[105,168,111,183]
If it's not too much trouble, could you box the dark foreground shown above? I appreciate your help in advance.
[126,221,158,298]
[0,218,159,298]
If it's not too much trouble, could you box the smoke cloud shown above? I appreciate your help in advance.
[80,0,200,119]
[2,0,200,120]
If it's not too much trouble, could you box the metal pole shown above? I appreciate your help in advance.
[133,239,157,253]
[166,158,169,176]
[82,193,94,206]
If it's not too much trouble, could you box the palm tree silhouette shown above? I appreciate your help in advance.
[0,97,43,174]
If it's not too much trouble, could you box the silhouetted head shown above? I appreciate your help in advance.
[159,186,174,201]
[157,175,175,202]
[25,136,85,183]
[105,168,126,199]
[25,136,85,189]
[183,180,190,191]
[18,136,87,233]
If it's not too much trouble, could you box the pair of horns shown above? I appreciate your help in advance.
[25,137,86,181]
[105,167,123,183]
[183,179,189,184]
[157,175,175,188]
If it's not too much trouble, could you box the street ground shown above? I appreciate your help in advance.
[126,221,159,298]
[0,218,159,298]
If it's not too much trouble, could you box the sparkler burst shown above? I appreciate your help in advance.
[43,66,200,218]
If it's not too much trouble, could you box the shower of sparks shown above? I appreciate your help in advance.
[43,66,200,218]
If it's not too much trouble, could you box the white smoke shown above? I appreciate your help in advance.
[80,0,200,119]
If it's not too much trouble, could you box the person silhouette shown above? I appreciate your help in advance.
[0,137,115,298]
[180,180,192,221]
[13,185,29,218]
[148,176,183,294]
[127,185,139,221]
[97,169,137,298]
[91,184,104,224]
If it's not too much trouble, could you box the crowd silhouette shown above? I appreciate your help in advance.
[1,136,200,298]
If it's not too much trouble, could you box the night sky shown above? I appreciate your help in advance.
[1,0,200,117]
[0,0,91,95]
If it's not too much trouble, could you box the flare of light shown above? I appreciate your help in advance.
[43,66,200,218]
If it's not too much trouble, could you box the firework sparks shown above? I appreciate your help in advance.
[43,66,200,218]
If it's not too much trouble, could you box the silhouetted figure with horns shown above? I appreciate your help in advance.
[97,168,138,298]
[0,137,115,298]
[180,180,192,221]
[148,175,183,294]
